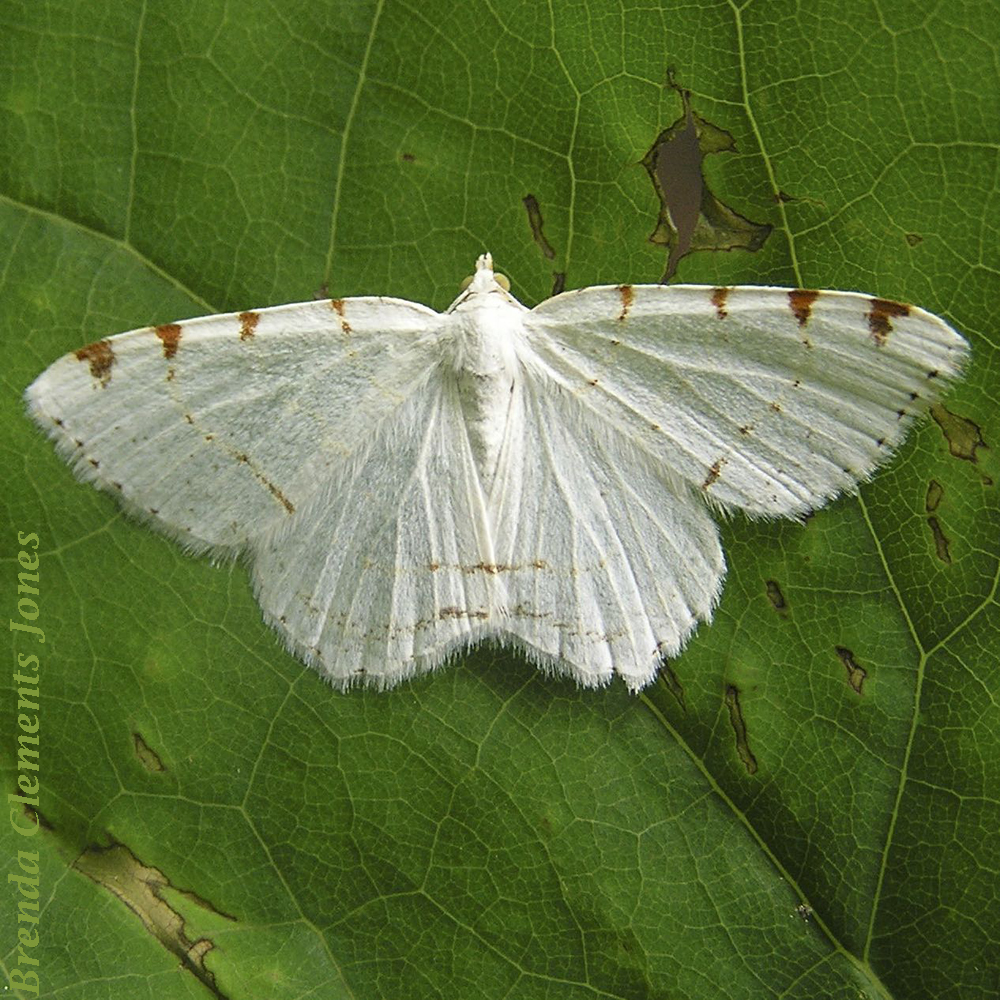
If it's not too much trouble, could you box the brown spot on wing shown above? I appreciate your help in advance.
[711,287,729,319]
[234,450,295,513]
[238,311,259,341]
[867,297,910,346]
[427,560,548,575]
[330,298,352,334]
[75,340,115,386]
[155,324,182,359]
[263,480,295,514]
[788,289,819,327]
[470,562,503,575]
[617,284,634,322]
[439,606,489,620]
[702,457,726,489]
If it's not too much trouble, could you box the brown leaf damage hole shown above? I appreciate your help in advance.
[931,404,987,462]
[74,843,235,999]
[765,579,788,613]
[642,72,771,282]
[925,479,944,512]
[11,798,52,832]
[133,732,166,772]
[523,193,556,260]
[835,646,867,695]
[725,685,757,774]
[658,660,686,710]
[926,516,952,564]
[924,479,952,563]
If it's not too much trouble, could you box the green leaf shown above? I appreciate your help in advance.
[2,2,998,998]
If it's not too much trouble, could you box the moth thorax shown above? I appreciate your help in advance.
[453,312,520,495]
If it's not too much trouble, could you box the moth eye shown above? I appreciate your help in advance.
[459,272,509,291]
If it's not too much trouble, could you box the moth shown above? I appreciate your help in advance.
[26,254,968,691]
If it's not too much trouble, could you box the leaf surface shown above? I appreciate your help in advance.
[2,2,998,998]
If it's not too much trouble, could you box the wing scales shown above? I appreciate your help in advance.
[26,296,442,550]
[489,372,725,690]
[251,380,498,688]
[525,284,968,516]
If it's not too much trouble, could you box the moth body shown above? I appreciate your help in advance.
[448,254,526,498]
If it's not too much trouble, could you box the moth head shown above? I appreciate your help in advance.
[460,253,510,293]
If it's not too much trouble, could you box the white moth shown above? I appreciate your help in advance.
[26,254,968,692]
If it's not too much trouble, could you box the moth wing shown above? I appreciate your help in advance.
[250,378,501,688]
[524,284,969,517]
[488,368,725,692]
[25,296,443,551]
